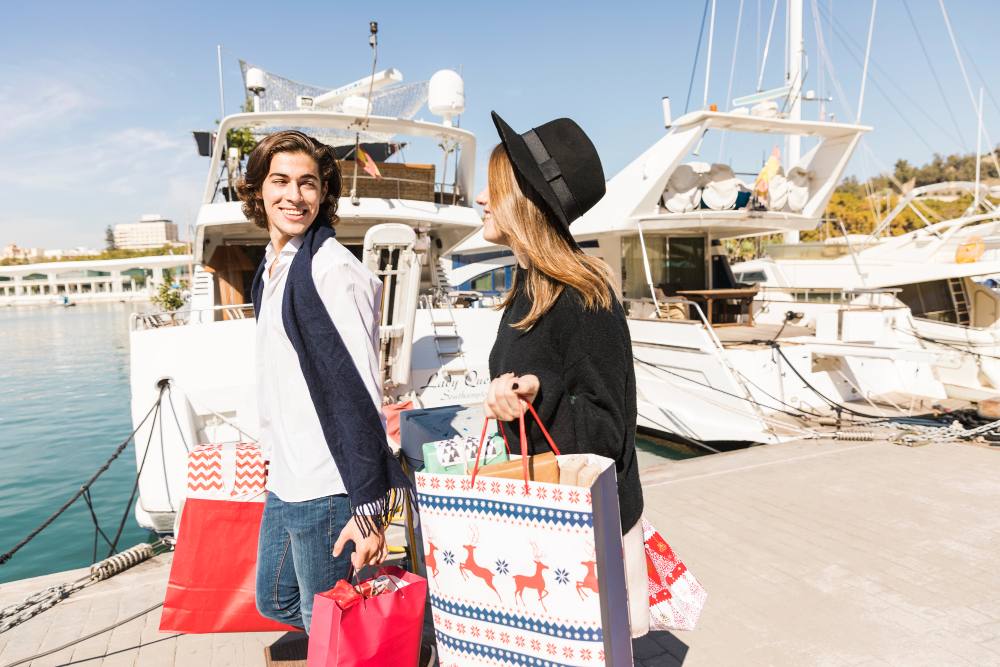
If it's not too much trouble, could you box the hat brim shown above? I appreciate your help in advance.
[491,111,572,236]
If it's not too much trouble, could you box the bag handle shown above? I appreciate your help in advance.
[470,400,562,491]
[344,565,403,596]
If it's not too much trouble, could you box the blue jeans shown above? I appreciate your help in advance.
[255,492,354,633]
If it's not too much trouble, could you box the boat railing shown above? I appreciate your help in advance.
[129,303,255,331]
[754,285,903,308]
[629,297,775,436]
[133,289,501,332]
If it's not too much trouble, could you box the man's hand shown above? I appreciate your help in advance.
[485,373,540,421]
[333,516,388,571]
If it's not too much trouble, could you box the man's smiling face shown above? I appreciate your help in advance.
[261,151,327,241]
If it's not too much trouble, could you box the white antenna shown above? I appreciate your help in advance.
[216,45,226,119]
[350,21,380,206]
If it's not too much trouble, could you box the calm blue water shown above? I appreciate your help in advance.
[0,302,150,584]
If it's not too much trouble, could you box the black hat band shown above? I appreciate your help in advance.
[523,130,581,224]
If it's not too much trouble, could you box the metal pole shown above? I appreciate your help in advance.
[703,0,717,109]
[216,45,226,119]
[636,223,663,314]
[757,0,779,92]
[783,0,803,244]
[975,87,984,211]
[855,0,877,123]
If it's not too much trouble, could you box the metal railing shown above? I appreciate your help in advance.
[754,285,902,307]
[628,297,776,438]
[129,303,255,331]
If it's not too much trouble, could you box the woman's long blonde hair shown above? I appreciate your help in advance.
[488,145,613,330]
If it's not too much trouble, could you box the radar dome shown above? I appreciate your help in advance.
[246,67,266,93]
[429,70,465,121]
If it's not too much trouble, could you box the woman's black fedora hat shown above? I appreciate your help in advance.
[491,111,606,236]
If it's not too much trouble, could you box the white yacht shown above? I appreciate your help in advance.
[734,181,1000,399]
[449,108,949,446]
[127,63,501,532]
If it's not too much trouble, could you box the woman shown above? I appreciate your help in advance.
[478,112,648,637]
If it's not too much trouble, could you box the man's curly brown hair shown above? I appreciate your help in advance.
[236,130,342,230]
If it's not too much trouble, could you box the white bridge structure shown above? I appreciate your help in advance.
[0,254,192,305]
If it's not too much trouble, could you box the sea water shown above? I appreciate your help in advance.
[0,302,150,584]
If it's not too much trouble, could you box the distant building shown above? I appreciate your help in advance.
[2,244,43,261]
[43,247,101,260]
[113,214,180,250]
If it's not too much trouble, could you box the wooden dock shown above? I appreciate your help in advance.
[2,435,998,666]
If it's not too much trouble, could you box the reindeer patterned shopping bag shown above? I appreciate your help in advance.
[415,408,633,667]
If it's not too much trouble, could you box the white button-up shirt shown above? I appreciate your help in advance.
[256,235,385,502]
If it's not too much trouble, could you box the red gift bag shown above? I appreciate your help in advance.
[161,442,294,633]
[643,518,707,631]
[160,497,298,633]
[307,566,427,667]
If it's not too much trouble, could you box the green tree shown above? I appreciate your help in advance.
[150,279,186,313]
[105,225,116,251]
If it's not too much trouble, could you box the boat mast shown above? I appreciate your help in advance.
[783,0,804,243]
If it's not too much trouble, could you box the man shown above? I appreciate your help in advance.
[237,130,410,633]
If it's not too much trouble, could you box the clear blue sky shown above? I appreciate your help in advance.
[3,0,998,249]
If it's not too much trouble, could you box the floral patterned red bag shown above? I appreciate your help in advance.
[643,518,707,631]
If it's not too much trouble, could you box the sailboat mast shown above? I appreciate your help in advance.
[784,0,804,243]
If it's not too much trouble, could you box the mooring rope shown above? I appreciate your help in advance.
[0,386,165,567]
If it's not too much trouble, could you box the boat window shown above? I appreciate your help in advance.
[471,273,492,292]
[735,270,768,284]
[621,235,706,298]
[458,266,511,293]
[897,280,957,324]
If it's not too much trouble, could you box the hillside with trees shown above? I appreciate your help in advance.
[816,147,999,239]
[728,147,1000,261]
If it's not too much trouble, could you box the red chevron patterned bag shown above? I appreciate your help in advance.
[160,443,296,633]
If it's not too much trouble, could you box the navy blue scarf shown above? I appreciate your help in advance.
[252,222,412,535]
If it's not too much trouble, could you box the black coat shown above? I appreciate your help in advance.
[488,270,644,533]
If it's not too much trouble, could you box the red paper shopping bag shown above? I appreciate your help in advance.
[307,566,427,667]
[159,498,298,633]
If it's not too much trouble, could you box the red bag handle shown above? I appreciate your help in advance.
[470,401,562,491]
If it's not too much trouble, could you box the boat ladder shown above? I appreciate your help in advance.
[431,300,469,379]
[948,278,971,326]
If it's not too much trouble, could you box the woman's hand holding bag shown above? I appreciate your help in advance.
[484,372,540,420]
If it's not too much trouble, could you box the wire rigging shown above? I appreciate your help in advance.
[813,0,941,153]
[719,0,746,159]
[757,0,780,92]
[937,0,1000,178]
[901,0,967,151]
[685,0,713,114]
[961,43,1000,127]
